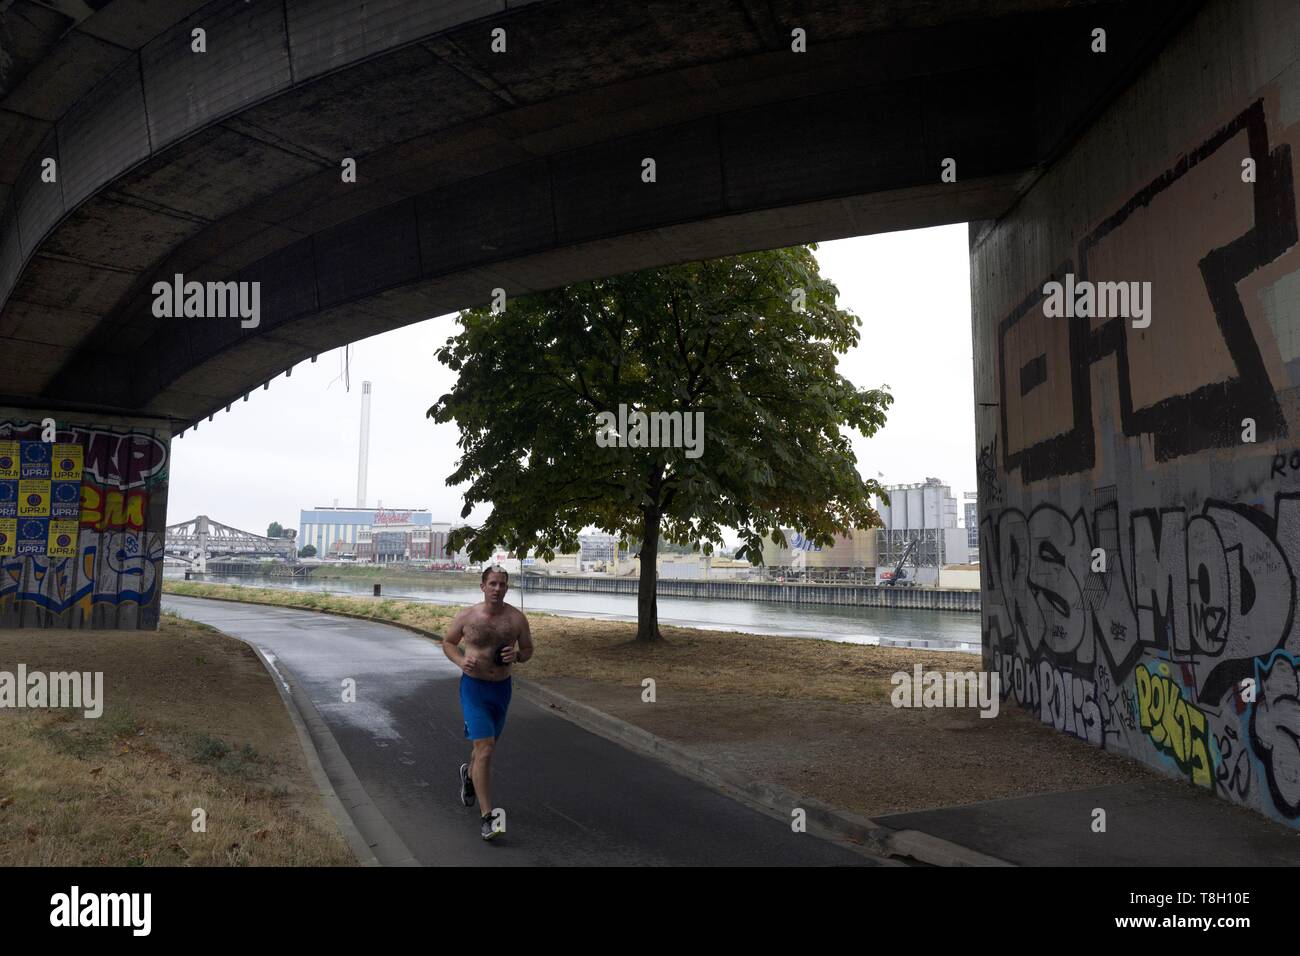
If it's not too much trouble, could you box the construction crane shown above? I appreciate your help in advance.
[887,537,920,587]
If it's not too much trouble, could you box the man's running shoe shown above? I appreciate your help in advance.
[459,763,475,807]
[481,812,503,841]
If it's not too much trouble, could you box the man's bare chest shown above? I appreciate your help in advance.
[464,613,516,648]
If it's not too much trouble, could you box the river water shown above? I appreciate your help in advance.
[168,572,981,653]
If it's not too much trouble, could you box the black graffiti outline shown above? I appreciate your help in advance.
[976,434,1003,505]
[1000,99,1296,482]
[996,647,1119,748]
[981,499,1141,680]
[1214,724,1252,800]
[1249,651,1300,817]
[981,494,1300,698]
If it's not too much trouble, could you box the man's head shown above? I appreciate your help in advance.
[481,565,509,604]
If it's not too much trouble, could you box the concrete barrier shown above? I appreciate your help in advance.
[517,574,980,612]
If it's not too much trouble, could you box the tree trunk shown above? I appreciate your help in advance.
[636,506,662,642]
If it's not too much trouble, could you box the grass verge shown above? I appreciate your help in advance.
[166,579,457,635]
[0,613,355,866]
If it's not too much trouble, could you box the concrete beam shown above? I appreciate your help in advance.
[0,0,1196,427]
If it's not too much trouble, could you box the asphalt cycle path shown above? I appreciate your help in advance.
[164,595,880,866]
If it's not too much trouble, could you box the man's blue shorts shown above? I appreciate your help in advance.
[461,674,513,740]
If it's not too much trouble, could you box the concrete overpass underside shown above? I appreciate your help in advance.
[0,0,1193,425]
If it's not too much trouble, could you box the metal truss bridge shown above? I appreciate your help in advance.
[164,515,297,571]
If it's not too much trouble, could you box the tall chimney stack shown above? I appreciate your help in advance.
[356,381,372,508]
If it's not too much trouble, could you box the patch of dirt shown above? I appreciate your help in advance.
[530,676,1160,819]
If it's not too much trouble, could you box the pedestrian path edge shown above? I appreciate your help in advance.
[513,677,1014,867]
[232,633,421,866]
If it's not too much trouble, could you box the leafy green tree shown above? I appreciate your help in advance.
[267,521,283,538]
[429,245,892,641]
[299,545,317,558]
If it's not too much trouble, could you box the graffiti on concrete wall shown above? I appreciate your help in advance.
[1135,662,1214,789]
[997,100,1296,484]
[981,493,1300,695]
[0,419,169,628]
[982,491,1300,810]
[1250,652,1300,815]
[977,82,1300,825]
[976,435,1002,506]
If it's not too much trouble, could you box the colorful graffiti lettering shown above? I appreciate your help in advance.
[0,530,164,623]
[970,14,1300,827]
[80,484,150,532]
[0,418,168,629]
[982,493,1278,802]
[1135,663,1213,788]
[0,422,167,490]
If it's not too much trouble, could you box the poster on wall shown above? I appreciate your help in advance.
[2,442,83,552]
[0,422,169,629]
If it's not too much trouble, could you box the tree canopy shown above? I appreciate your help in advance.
[428,244,892,639]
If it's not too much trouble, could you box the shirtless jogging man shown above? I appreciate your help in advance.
[442,565,533,841]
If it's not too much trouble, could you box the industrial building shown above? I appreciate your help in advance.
[872,478,968,586]
[759,529,877,579]
[578,533,620,568]
[657,554,754,580]
[526,552,581,574]
[356,519,458,563]
[296,509,434,561]
[964,492,979,563]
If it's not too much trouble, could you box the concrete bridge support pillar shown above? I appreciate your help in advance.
[194,515,209,574]
[0,406,171,629]
[971,0,1300,823]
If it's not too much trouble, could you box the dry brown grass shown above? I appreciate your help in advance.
[0,614,355,866]
[521,616,981,702]
[166,580,457,636]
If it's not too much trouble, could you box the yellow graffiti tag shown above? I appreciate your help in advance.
[1135,664,1213,788]
[79,485,146,532]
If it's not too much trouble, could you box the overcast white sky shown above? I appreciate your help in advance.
[166,223,977,539]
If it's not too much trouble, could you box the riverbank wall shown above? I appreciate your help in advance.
[517,574,980,612]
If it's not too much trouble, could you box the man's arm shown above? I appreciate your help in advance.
[502,612,533,664]
[442,609,478,675]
